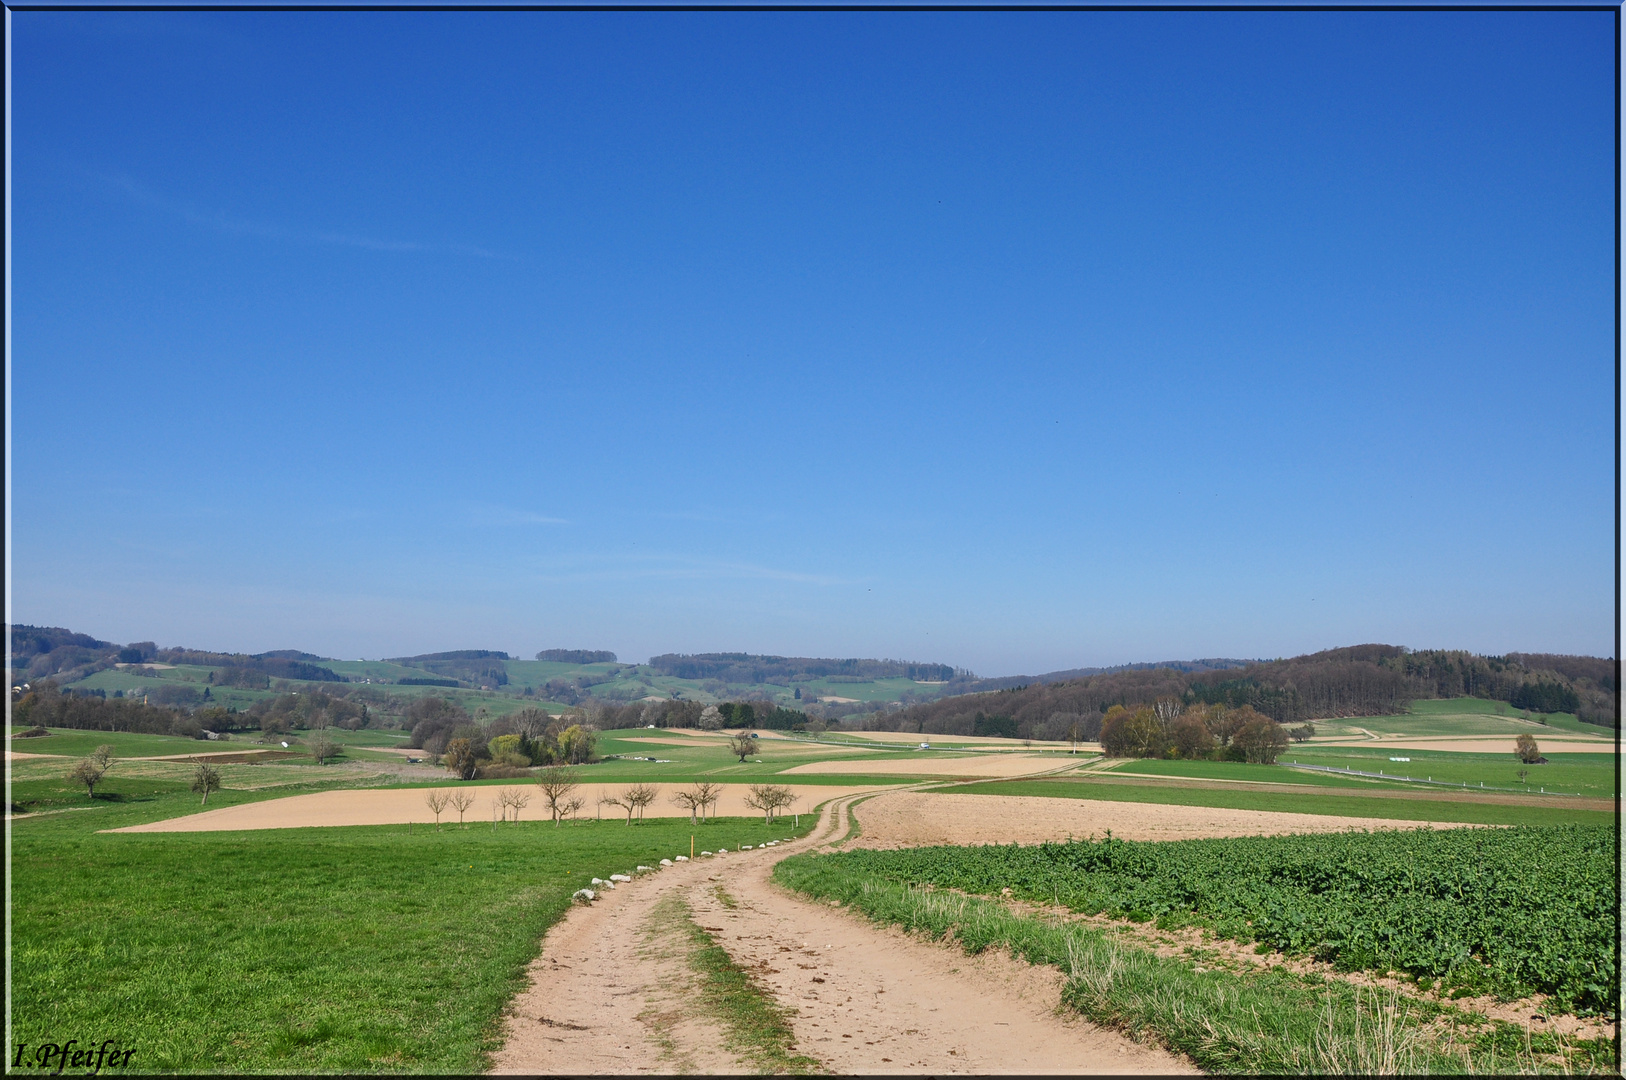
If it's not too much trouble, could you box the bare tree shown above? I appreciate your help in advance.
[744,783,794,824]
[728,733,757,763]
[509,791,533,822]
[602,790,634,825]
[424,790,451,831]
[695,780,722,822]
[91,744,115,769]
[443,738,479,780]
[68,756,110,799]
[449,789,477,827]
[190,759,222,805]
[309,733,339,766]
[626,783,658,822]
[560,795,586,822]
[672,786,704,824]
[534,766,580,825]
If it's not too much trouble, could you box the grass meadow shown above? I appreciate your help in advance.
[10,780,816,1073]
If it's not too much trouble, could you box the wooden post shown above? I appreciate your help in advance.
[691,835,695,859]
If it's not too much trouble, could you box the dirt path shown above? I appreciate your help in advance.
[490,794,1191,1075]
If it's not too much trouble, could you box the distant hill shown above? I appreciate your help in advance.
[961,657,1256,693]
[10,625,1614,737]
[863,644,1617,739]
[647,653,960,684]
[535,649,617,664]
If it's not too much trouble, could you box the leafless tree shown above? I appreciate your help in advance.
[728,733,757,762]
[626,783,658,822]
[744,783,794,823]
[695,780,722,822]
[560,795,586,822]
[534,766,580,825]
[508,790,533,822]
[672,787,704,824]
[424,790,451,831]
[449,789,477,827]
[309,733,339,765]
[190,759,222,805]
[68,754,110,796]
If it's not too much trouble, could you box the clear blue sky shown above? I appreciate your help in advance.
[8,11,1616,674]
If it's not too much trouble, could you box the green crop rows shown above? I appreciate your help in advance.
[793,825,1616,1014]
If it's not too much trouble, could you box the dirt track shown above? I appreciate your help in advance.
[490,793,1194,1075]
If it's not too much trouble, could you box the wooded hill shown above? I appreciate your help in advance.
[646,653,960,684]
[861,644,1617,739]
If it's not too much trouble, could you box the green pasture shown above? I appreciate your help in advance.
[1105,759,1397,789]
[947,777,1615,827]
[1337,697,1612,739]
[10,776,819,1074]
[1281,746,1616,797]
[1106,749,1617,798]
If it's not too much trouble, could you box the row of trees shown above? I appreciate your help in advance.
[422,770,799,828]
[1099,702,1303,764]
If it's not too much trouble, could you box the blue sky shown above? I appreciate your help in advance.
[8,11,1616,674]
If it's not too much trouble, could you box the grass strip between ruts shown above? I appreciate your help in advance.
[771,856,1617,1075]
[657,893,824,1074]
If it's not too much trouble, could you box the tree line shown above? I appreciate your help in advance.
[646,653,960,684]
[859,644,1616,737]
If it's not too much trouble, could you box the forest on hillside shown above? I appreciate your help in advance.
[859,645,1616,739]
[646,653,960,684]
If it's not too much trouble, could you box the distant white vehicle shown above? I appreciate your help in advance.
[919,742,931,749]
[281,741,290,748]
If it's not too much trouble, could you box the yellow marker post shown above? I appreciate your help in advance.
[691,835,695,859]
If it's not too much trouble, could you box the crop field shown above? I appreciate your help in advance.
[10,780,817,1073]
[950,776,1615,827]
[784,825,1616,1012]
[1106,747,1617,797]
[1324,697,1611,739]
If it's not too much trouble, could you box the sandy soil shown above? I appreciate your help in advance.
[1312,736,1611,754]
[490,793,1192,1075]
[109,783,889,833]
[783,754,1073,778]
[5,751,57,761]
[849,790,1475,846]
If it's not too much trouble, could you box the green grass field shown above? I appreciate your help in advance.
[10,782,817,1073]
[949,777,1614,827]
[1333,697,1613,738]
[1281,747,1616,797]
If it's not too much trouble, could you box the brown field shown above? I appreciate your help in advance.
[109,782,889,833]
[850,790,1477,847]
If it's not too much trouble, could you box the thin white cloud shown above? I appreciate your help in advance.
[529,552,856,588]
[465,504,572,527]
[105,175,507,259]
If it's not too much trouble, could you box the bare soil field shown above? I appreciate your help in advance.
[490,793,1192,1075]
[783,754,1071,778]
[848,790,1476,847]
[109,783,890,833]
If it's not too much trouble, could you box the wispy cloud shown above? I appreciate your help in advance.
[528,552,857,588]
[105,174,507,259]
[466,504,572,527]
